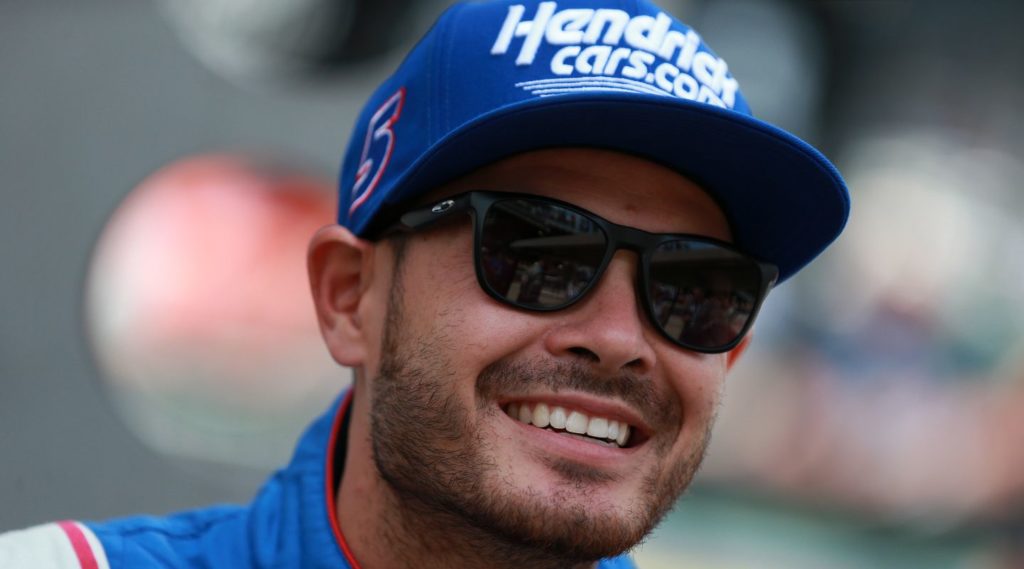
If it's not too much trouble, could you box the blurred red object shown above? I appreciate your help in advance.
[85,154,343,465]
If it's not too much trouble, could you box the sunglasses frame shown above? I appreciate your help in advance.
[388,191,779,354]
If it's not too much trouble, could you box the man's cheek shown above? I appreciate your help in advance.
[472,308,552,355]
[666,355,727,408]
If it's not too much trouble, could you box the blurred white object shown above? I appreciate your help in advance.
[697,0,825,140]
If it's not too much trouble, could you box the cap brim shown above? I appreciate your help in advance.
[365,93,850,283]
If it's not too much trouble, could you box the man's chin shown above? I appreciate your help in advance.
[454,478,653,562]
[473,428,707,562]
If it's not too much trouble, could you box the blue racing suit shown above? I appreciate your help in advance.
[0,391,637,568]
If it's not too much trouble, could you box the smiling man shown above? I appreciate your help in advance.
[0,1,848,568]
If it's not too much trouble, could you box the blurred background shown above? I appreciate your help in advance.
[2,0,1022,567]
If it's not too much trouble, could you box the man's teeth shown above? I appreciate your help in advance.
[566,410,587,434]
[549,406,566,429]
[505,402,631,447]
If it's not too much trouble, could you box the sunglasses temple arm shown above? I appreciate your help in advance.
[371,195,473,240]
[396,195,473,231]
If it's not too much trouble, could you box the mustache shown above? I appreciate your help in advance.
[475,357,680,431]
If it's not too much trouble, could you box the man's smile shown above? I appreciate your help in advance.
[504,401,632,447]
[503,399,630,448]
[495,393,656,464]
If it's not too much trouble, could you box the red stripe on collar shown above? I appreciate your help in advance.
[324,390,362,569]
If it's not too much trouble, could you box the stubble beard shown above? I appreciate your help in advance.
[368,260,714,568]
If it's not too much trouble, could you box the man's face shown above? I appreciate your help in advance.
[365,148,741,562]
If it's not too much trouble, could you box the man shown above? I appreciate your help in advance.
[0,0,848,567]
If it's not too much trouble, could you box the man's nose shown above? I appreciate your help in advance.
[542,250,657,375]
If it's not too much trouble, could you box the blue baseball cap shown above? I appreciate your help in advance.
[337,0,849,282]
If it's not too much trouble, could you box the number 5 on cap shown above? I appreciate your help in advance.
[350,88,406,214]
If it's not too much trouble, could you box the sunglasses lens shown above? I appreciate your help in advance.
[480,199,607,308]
[648,240,763,351]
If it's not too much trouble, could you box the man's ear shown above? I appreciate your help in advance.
[308,224,376,367]
[725,330,754,371]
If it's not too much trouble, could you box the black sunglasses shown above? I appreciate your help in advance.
[383,191,778,353]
